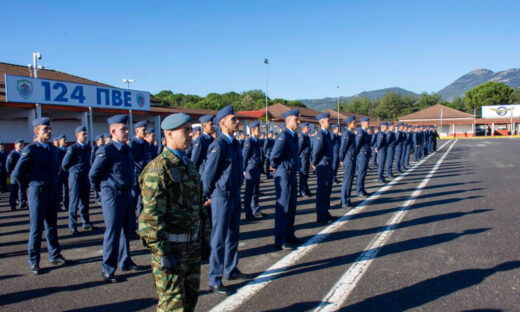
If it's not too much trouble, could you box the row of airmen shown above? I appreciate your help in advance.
[0,106,439,311]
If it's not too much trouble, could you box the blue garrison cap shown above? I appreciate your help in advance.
[147,128,155,134]
[344,115,356,124]
[199,114,214,123]
[215,105,235,124]
[249,120,260,128]
[15,139,24,144]
[360,117,370,122]
[300,122,309,128]
[107,114,128,125]
[388,122,394,126]
[282,109,300,119]
[104,132,111,138]
[56,134,66,140]
[95,134,104,141]
[75,125,87,133]
[192,126,201,132]
[279,122,286,128]
[32,117,50,127]
[380,122,388,126]
[397,122,403,127]
[161,113,192,130]
[316,112,330,121]
[331,124,339,130]
[134,120,147,128]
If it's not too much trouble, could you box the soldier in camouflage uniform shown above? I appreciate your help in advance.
[139,113,211,312]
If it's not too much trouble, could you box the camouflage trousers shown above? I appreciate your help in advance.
[151,241,202,312]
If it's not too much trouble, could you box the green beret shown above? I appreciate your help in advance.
[161,113,191,130]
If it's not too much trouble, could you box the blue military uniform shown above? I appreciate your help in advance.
[203,105,244,288]
[263,134,274,179]
[339,116,357,208]
[376,123,388,183]
[6,139,27,210]
[0,144,7,193]
[270,110,300,248]
[298,124,312,196]
[91,134,104,203]
[371,131,378,167]
[12,118,64,270]
[401,127,412,168]
[190,115,215,177]
[89,114,136,278]
[56,135,69,211]
[355,118,371,196]
[394,124,404,173]
[242,121,263,219]
[129,121,150,228]
[62,126,93,233]
[330,126,341,183]
[385,124,396,178]
[312,113,336,223]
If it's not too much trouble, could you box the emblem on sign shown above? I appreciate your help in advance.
[17,79,33,99]
[137,94,145,107]
[490,106,513,116]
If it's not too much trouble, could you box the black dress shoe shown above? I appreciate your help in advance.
[246,215,259,222]
[253,212,264,218]
[377,180,386,185]
[342,202,354,209]
[298,192,304,197]
[30,264,40,275]
[121,263,146,271]
[327,215,339,221]
[128,231,140,240]
[274,243,295,251]
[101,272,119,283]
[357,193,367,199]
[304,192,313,197]
[82,223,96,230]
[10,206,16,211]
[286,237,304,244]
[209,284,232,296]
[71,229,79,236]
[227,270,253,280]
[317,219,332,225]
[50,255,68,265]
[361,191,370,197]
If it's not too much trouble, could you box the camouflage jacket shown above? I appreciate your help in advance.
[139,148,211,256]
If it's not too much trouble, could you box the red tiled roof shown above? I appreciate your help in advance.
[399,104,473,121]
[267,103,321,123]
[237,109,268,118]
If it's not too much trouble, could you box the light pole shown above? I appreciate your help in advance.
[29,52,43,118]
[122,78,135,89]
[264,59,269,132]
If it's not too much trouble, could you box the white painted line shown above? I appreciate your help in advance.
[209,140,453,312]
[314,139,458,312]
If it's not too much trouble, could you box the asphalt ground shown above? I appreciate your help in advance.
[1,139,519,311]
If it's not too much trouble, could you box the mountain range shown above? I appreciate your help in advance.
[300,68,520,111]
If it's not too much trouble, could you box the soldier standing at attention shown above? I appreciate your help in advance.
[270,110,302,250]
[56,135,69,211]
[339,116,357,209]
[89,114,144,283]
[330,124,341,184]
[0,142,7,193]
[190,114,215,177]
[145,128,159,160]
[13,117,68,274]
[312,112,339,224]
[371,127,379,167]
[404,125,413,167]
[376,122,388,184]
[394,123,404,174]
[62,125,96,235]
[6,139,26,210]
[242,120,264,221]
[263,131,275,179]
[355,117,371,198]
[298,123,312,197]
[139,113,211,312]
[385,122,396,179]
[204,105,252,295]
[129,120,150,235]
[91,134,105,203]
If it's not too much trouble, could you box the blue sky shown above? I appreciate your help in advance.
[1,0,519,100]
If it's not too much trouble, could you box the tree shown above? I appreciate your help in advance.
[464,81,516,116]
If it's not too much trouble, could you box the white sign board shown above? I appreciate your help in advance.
[5,74,150,111]
[481,104,520,119]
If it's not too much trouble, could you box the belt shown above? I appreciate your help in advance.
[167,232,198,243]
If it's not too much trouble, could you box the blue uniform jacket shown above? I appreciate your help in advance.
[242,137,262,173]
[263,137,274,156]
[355,128,371,155]
[89,141,134,193]
[203,134,243,199]
[129,137,149,175]
[12,142,61,190]
[311,129,333,167]
[6,150,21,180]
[62,142,92,174]
[270,129,299,175]
[190,133,214,175]
[376,132,387,151]
[340,129,357,161]
[386,130,396,148]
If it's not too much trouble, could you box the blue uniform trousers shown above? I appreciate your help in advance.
[356,151,369,194]
[209,194,240,286]
[371,147,378,166]
[9,181,27,209]
[315,163,332,221]
[377,150,386,181]
[101,187,132,275]
[28,186,61,266]
[68,172,91,231]
[244,168,261,216]
[385,147,395,177]
[298,156,310,194]
[341,156,356,205]
[400,144,408,168]
[274,168,297,246]
[394,145,402,172]
[405,144,411,166]
[61,174,69,210]
[129,181,141,232]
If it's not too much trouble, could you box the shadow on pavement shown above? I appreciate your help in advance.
[63,298,156,312]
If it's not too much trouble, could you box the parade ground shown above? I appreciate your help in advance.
[1,138,519,312]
